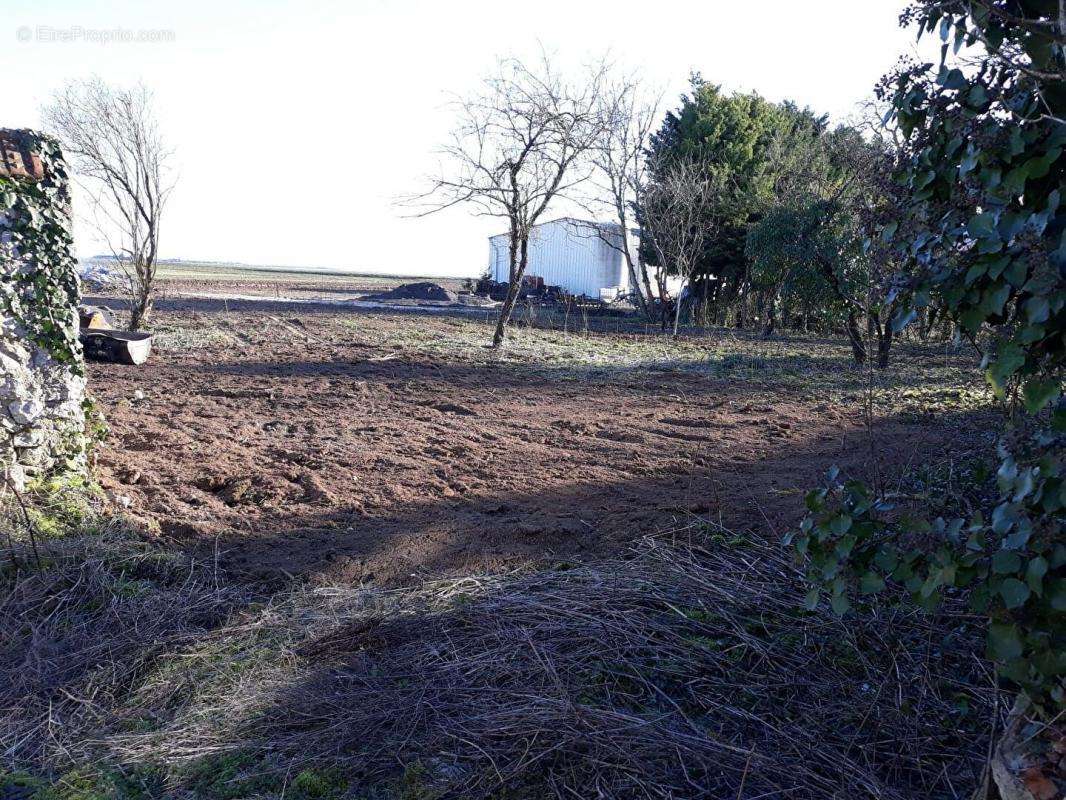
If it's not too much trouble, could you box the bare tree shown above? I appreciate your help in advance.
[412,53,605,347]
[43,78,175,330]
[584,76,660,317]
[641,155,724,336]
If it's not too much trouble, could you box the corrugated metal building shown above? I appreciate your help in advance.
[488,217,640,299]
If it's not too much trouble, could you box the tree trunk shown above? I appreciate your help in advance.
[672,282,684,337]
[492,231,528,348]
[762,293,777,338]
[617,227,650,318]
[129,280,152,330]
[639,264,657,322]
[129,299,150,331]
[624,253,648,316]
[655,268,670,331]
[876,326,893,369]
[736,263,751,329]
[846,312,866,365]
[922,305,941,340]
[812,247,870,361]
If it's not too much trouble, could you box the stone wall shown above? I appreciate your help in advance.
[0,128,85,490]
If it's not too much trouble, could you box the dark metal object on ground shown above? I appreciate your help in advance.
[80,329,152,365]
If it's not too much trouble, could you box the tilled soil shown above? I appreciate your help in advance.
[89,305,979,588]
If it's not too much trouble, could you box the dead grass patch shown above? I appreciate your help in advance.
[1,525,998,799]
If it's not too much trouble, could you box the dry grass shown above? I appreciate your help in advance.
[1,519,999,799]
[0,522,244,772]
[358,314,994,422]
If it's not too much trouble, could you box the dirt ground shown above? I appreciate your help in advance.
[85,288,994,588]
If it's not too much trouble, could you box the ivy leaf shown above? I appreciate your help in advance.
[961,307,987,332]
[803,587,820,610]
[916,588,942,611]
[1026,557,1048,595]
[920,570,943,598]
[1025,295,1050,323]
[964,262,986,285]
[835,534,857,558]
[966,82,987,106]
[1004,259,1029,288]
[987,623,1024,661]
[939,15,952,41]
[1022,378,1061,413]
[1022,147,1062,181]
[970,584,992,613]
[968,211,997,239]
[829,514,852,536]
[986,255,1011,279]
[874,547,899,572]
[830,591,851,616]
[860,571,886,595]
[991,549,1022,574]
[985,284,1011,315]
[1003,525,1032,550]
[986,344,1026,398]
[1048,579,1066,612]
[1013,469,1035,502]
[998,578,1030,609]
[939,68,968,90]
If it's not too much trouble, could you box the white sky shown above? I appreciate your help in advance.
[2,0,931,277]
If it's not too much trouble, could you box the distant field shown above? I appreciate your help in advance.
[81,256,473,286]
[151,260,471,286]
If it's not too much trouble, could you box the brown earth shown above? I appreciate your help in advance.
[87,300,989,588]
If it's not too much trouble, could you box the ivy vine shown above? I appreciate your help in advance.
[789,2,1065,716]
[0,131,82,374]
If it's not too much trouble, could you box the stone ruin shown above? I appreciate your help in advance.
[0,128,85,490]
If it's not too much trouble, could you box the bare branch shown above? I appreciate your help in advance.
[42,78,176,330]
[403,50,608,347]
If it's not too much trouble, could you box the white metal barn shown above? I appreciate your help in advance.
[487,217,639,299]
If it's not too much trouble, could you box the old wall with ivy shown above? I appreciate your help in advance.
[0,128,85,489]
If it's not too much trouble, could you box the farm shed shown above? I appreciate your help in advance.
[488,217,640,299]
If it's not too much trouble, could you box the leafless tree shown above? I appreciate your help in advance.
[583,76,660,317]
[641,155,724,336]
[411,53,606,347]
[43,78,175,330]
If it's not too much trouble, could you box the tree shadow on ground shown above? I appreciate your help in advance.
[157,519,994,800]
[165,398,994,589]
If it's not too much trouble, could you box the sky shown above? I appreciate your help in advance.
[2,0,934,277]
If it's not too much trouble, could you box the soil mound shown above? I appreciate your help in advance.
[364,282,457,303]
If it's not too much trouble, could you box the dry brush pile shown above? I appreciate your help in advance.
[1,519,998,800]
